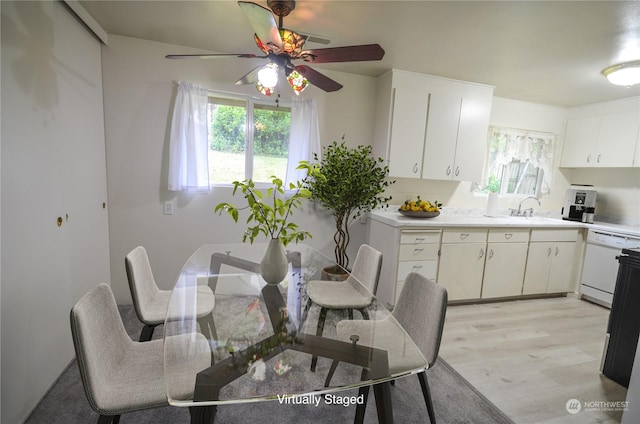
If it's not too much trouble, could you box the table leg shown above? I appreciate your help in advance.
[354,385,370,424]
[373,381,393,424]
[189,405,217,424]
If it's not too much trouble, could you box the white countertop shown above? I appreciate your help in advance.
[369,208,640,237]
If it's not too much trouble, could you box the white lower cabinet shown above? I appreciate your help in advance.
[369,219,580,306]
[438,229,488,301]
[394,229,441,305]
[481,229,530,298]
[523,229,578,294]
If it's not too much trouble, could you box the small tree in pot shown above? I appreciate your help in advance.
[303,138,394,275]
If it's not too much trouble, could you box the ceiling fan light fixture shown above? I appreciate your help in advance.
[602,61,640,86]
[255,82,275,96]
[279,28,305,54]
[258,62,279,88]
[287,69,308,95]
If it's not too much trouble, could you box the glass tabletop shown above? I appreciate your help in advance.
[163,242,427,407]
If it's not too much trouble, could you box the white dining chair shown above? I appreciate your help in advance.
[303,244,382,371]
[125,246,216,342]
[328,272,448,423]
[70,283,211,424]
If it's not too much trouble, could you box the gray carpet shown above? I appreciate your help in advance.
[24,305,514,424]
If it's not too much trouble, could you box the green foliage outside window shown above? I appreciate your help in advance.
[209,105,290,157]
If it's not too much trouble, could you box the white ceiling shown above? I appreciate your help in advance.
[79,0,640,107]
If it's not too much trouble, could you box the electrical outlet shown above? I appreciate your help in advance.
[164,201,174,215]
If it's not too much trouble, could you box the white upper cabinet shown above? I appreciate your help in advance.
[421,93,461,180]
[561,97,640,168]
[374,70,494,182]
[422,94,492,182]
[387,87,430,177]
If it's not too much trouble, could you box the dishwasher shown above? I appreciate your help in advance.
[581,229,640,308]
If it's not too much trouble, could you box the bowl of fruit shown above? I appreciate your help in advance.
[398,197,442,218]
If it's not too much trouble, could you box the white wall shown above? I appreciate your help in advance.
[1,1,110,422]
[385,97,571,213]
[102,35,378,303]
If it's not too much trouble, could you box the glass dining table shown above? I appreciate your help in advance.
[163,243,428,424]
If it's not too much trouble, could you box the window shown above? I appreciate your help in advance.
[207,96,291,184]
[479,126,556,196]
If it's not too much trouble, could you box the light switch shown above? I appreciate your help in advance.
[164,201,174,215]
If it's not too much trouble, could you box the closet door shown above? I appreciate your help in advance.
[1,2,110,422]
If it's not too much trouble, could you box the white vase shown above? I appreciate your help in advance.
[260,238,289,285]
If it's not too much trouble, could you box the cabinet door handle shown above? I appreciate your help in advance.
[460,233,469,240]
[413,248,424,254]
[488,249,494,259]
[412,265,423,271]
[505,233,513,239]
[555,246,559,256]
[597,154,601,163]
[455,166,460,176]
[413,163,419,174]
[587,154,591,163]
[414,237,425,242]
[446,165,452,176]
[548,247,552,257]
[479,248,485,259]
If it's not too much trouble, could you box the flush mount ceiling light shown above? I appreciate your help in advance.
[602,61,640,86]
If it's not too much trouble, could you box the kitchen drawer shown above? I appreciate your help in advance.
[400,230,441,245]
[398,244,439,261]
[442,228,487,244]
[488,229,530,243]
[530,229,579,242]
[397,260,438,281]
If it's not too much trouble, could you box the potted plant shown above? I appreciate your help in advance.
[215,163,323,284]
[303,138,394,278]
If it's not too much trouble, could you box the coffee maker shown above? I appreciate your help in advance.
[562,186,597,222]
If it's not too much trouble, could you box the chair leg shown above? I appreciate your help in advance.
[301,297,313,323]
[138,324,156,342]
[418,371,436,424]
[359,308,370,320]
[348,308,354,319]
[197,314,217,365]
[310,307,328,372]
[97,415,119,424]
[324,359,340,387]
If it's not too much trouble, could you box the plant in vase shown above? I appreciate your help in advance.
[302,138,394,278]
[214,163,323,284]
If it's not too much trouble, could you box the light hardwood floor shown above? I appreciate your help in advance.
[438,295,629,424]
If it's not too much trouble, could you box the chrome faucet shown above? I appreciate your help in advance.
[511,196,541,217]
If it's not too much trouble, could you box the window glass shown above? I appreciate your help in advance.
[253,103,290,182]
[207,96,290,184]
[479,127,556,196]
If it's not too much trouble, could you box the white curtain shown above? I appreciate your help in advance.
[168,81,210,192]
[285,98,321,185]
[487,126,556,194]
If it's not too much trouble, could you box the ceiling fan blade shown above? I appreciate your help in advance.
[165,53,266,59]
[235,65,262,85]
[294,65,343,92]
[238,1,282,50]
[298,44,385,63]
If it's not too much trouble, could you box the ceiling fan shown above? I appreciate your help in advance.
[166,0,385,96]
